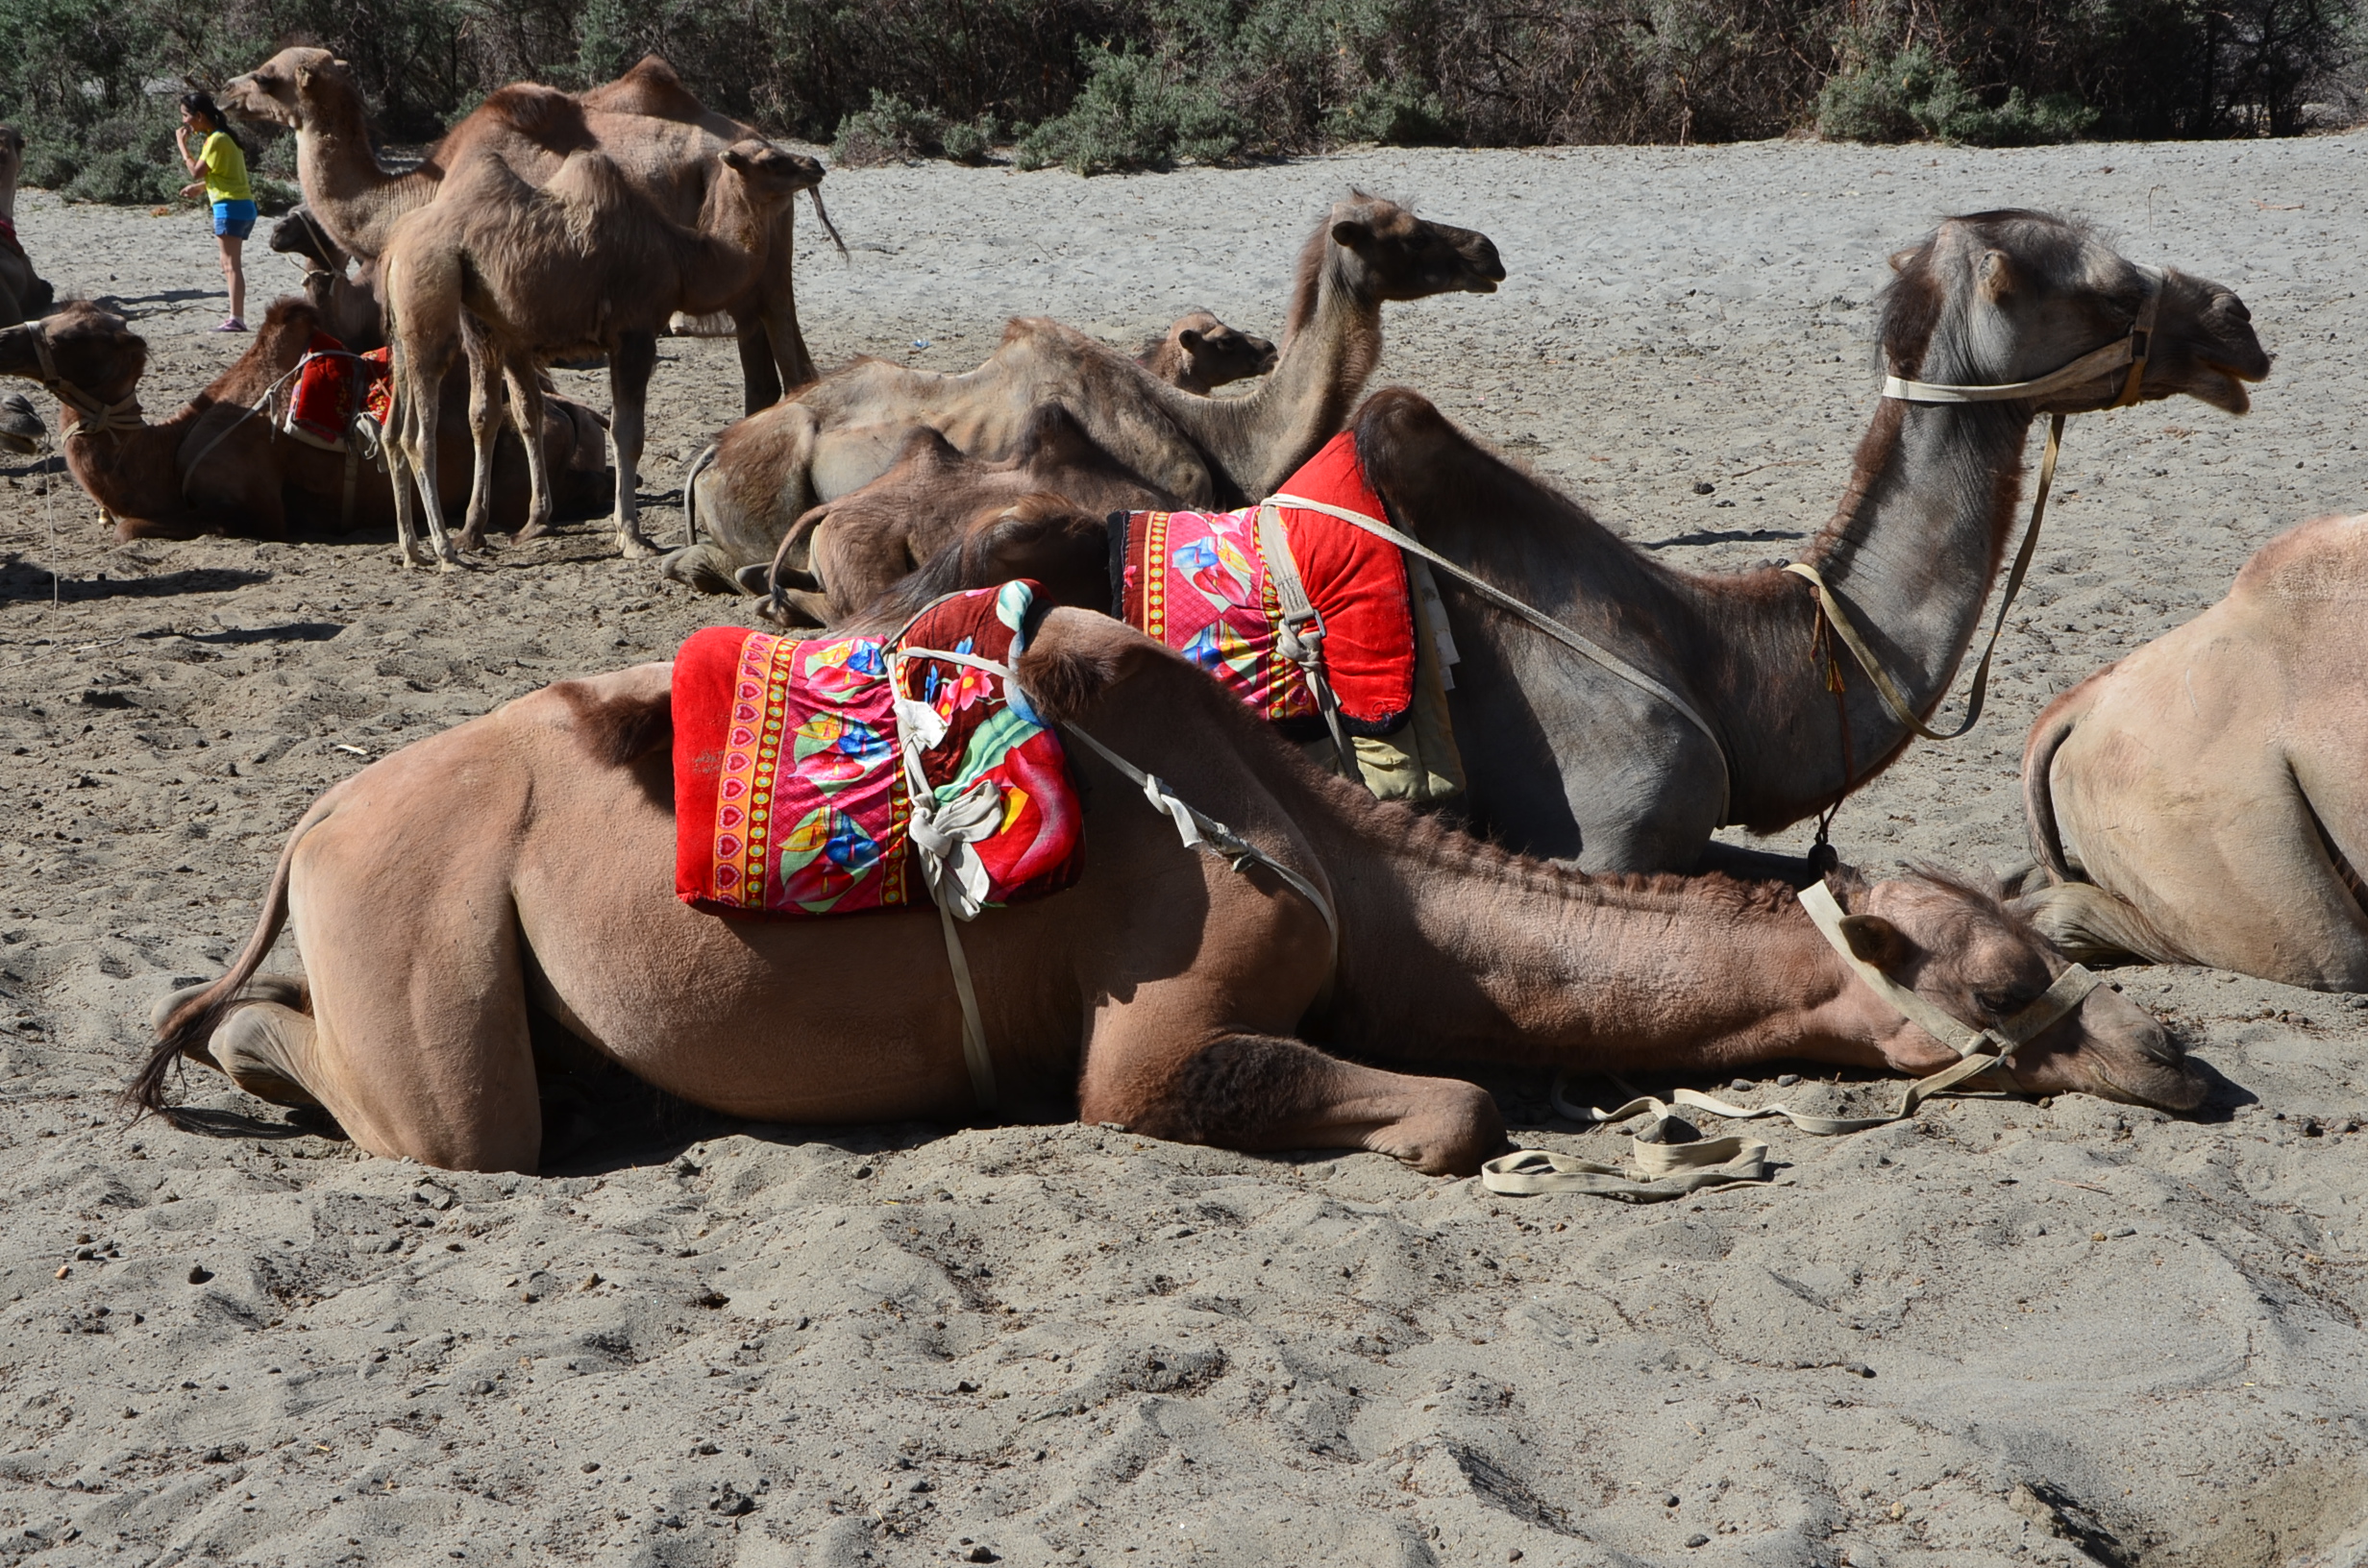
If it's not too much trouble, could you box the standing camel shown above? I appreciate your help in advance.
[670,193,1503,590]
[0,301,609,541]
[381,141,812,566]
[2019,513,2368,990]
[136,606,2199,1174]
[219,49,827,415]
[1340,212,2266,870]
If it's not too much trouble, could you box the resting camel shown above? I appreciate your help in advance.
[1341,212,2266,870]
[269,208,382,349]
[382,140,811,566]
[221,50,829,415]
[135,600,2200,1174]
[0,125,55,328]
[670,193,1503,590]
[0,300,608,541]
[2018,513,2368,990]
[1136,309,1277,393]
[745,403,1179,618]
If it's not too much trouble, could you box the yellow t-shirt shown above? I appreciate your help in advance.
[198,130,251,204]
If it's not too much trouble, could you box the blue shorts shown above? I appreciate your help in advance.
[212,200,257,240]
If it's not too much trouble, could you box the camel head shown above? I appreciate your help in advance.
[841,492,1110,636]
[0,303,146,406]
[1291,193,1502,333]
[719,140,825,212]
[1886,210,2270,417]
[222,47,352,133]
[1143,309,1277,392]
[1827,867,2206,1113]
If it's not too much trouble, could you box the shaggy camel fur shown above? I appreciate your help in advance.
[382,141,809,567]
[0,126,55,329]
[221,50,827,416]
[1342,213,2268,870]
[136,607,2199,1174]
[672,194,1502,590]
[269,208,383,349]
[2020,513,2368,990]
[1136,309,1277,393]
[0,300,608,541]
[750,403,1178,618]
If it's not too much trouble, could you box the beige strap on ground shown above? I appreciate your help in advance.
[1254,502,1359,778]
[1267,492,1731,820]
[1480,880,2103,1199]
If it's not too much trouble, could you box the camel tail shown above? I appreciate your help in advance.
[2018,881,2192,968]
[128,794,336,1118]
[2021,671,2111,885]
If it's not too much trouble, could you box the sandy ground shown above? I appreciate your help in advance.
[3,135,2367,1568]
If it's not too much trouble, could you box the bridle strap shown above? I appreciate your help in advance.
[1881,267,2164,406]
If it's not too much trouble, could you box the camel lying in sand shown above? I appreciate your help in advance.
[671,193,1502,590]
[0,125,55,328]
[223,51,831,415]
[382,140,813,567]
[1136,310,1276,393]
[137,603,2199,1174]
[0,300,608,541]
[2019,513,2368,990]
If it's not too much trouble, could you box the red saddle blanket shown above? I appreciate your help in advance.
[1119,432,1415,734]
[673,581,1084,919]
[284,339,391,447]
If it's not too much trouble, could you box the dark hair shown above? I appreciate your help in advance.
[181,91,245,158]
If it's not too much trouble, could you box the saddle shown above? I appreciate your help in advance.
[1117,432,1466,802]
[673,580,1084,919]
[282,337,390,453]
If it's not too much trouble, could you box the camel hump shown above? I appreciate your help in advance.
[1012,607,1176,723]
[541,148,639,214]
[481,83,593,151]
[581,55,703,120]
[2229,512,2368,609]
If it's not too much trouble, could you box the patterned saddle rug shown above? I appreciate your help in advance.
[283,338,391,452]
[673,580,1084,919]
[1118,431,1418,738]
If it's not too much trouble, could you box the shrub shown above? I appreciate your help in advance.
[940,112,999,164]
[1819,39,2098,145]
[830,89,946,165]
[1015,44,1250,174]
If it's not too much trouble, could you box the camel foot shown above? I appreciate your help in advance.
[617,529,661,560]
[511,520,555,545]
[210,1003,323,1110]
[150,974,306,1044]
[659,544,750,596]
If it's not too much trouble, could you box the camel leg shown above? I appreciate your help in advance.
[761,297,817,399]
[607,330,659,558]
[504,355,556,543]
[456,328,501,553]
[210,1003,326,1109]
[733,316,782,416]
[387,354,456,571]
[1078,1012,1505,1177]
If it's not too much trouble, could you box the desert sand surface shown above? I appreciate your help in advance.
[3,135,2366,1568]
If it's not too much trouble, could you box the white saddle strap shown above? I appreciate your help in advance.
[1254,502,1358,778]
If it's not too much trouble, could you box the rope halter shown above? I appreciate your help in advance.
[23,317,144,441]
[1881,263,2163,410]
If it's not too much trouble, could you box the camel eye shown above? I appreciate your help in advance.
[1976,989,2029,1017]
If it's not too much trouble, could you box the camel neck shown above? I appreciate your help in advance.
[299,113,435,262]
[1150,247,1379,504]
[1314,815,1884,1072]
[678,182,769,319]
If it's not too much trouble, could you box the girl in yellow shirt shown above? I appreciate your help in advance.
[176,91,252,331]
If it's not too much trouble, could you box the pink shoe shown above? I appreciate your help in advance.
[214,317,247,332]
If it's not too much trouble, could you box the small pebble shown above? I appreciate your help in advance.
[581,1461,600,1473]
[1665,1494,1681,1507]
[1777,1073,1801,1087]
[54,1265,69,1280]
[1842,1361,1874,1378]
[187,1265,212,1284]
[1686,1533,1711,1549]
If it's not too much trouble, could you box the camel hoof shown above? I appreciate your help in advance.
[210,1005,322,1109]
[618,532,661,560]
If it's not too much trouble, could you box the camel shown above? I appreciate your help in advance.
[668,193,1503,591]
[732,402,1178,617]
[2018,513,2368,991]
[381,140,813,566]
[1330,212,2267,871]
[133,602,2200,1175]
[0,300,608,541]
[268,208,383,349]
[220,50,830,415]
[1136,309,1277,393]
[0,125,56,328]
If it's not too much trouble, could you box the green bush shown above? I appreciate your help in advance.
[1016,44,1251,173]
[1818,39,2097,145]
[830,90,946,165]
[939,112,999,164]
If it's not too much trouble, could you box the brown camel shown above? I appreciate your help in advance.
[220,50,829,415]
[134,604,2198,1175]
[382,140,812,566]
[741,402,1179,617]
[0,125,56,328]
[2018,513,2368,991]
[268,208,382,349]
[0,300,608,542]
[1135,309,1277,393]
[1330,212,2267,871]
[670,193,1503,591]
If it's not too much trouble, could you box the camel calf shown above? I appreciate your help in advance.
[1135,309,1277,393]
[382,139,816,567]
[2022,513,2368,990]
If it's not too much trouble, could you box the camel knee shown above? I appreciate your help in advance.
[210,1002,322,1109]
[1368,1079,1505,1177]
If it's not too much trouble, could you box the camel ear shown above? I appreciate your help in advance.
[1176,328,1204,355]
[1888,247,1919,273]
[1837,914,1909,969]
[722,145,754,172]
[1978,249,2017,301]
[1331,219,1372,251]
